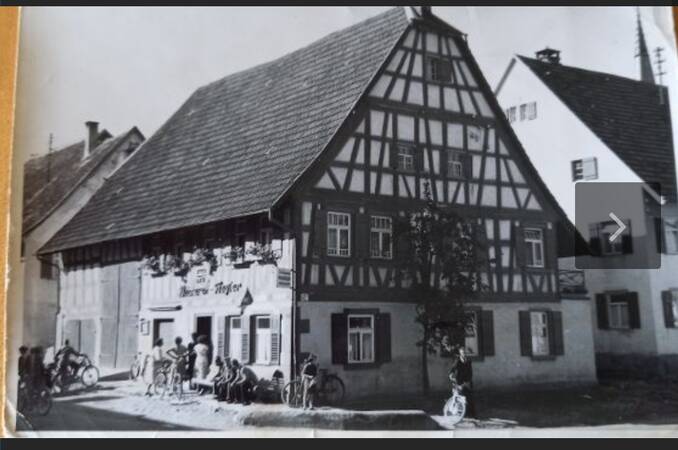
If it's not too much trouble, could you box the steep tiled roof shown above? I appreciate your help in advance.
[41,8,409,253]
[23,128,144,233]
[519,55,677,203]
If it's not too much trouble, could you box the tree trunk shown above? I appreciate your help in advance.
[421,326,430,395]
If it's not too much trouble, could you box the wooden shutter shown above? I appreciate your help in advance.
[515,224,526,267]
[549,311,564,356]
[621,220,633,254]
[655,217,666,254]
[415,147,424,173]
[518,311,532,357]
[217,316,225,359]
[662,291,676,328]
[314,208,326,257]
[463,152,472,179]
[588,223,602,257]
[356,212,370,259]
[223,317,231,358]
[390,144,398,170]
[376,313,392,363]
[596,294,609,329]
[331,313,348,365]
[480,310,495,357]
[626,292,641,329]
[240,316,250,364]
[270,314,281,365]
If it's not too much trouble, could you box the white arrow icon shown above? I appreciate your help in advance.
[608,212,626,242]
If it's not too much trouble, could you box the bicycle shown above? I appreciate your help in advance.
[17,379,52,417]
[281,367,345,408]
[153,356,186,401]
[49,353,100,393]
[442,381,467,425]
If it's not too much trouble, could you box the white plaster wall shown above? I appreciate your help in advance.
[649,255,678,355]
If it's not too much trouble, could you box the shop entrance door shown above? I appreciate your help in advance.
[195,316,212,340]
[153,319,175,346]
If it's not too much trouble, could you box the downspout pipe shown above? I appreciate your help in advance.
[268,208,298,382]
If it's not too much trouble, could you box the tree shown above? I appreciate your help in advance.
[395,183,487,394]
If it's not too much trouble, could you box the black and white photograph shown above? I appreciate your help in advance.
[4,5,678,437]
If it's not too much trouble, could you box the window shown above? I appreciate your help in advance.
[669,291,678,328]
[447,150,465,178]
[608,297,630,329]
[327,212,351,257]
[40,257,55,280]
[253,316,271,364]
[530,311,550,356]
[347,314,374,363]
[663,218,678,254]
[397,145,415,172]
[425,56,452,82]
[465,311,479,357]
[527,102,537,120]
[505,106,516,123]
[370,216,392,259]
[519,104,527,121]
[524,228,544,268]
[229,316,242,359]
[571,157,598,181]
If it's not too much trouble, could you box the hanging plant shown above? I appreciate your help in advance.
[142,255,167,277]
[247,243,281,266]
[224,246,245,264]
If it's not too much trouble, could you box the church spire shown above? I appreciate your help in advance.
[636,8,655,84]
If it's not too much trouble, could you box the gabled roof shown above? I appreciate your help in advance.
[41,7,410,254]
[518,55,677,203]
[23,127,143,234]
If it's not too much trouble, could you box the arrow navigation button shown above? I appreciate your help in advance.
[608,212,626,243]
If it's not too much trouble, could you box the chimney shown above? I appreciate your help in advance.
[535,48,561,64]
[84,121,99,159]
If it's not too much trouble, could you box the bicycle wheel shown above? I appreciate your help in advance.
[81,365,99,387]
[33,387,52,416]
[443,395,466,425]
[322,375,345,406]
[153,373,167,395]
[281,380,303,408]
[171,373,183,401]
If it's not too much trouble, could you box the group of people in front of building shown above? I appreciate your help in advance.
[18,340,86,396]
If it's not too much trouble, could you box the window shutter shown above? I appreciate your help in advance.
[596,294,609,329]
[515,225,526,267]
[621,220,633,254]
[356,213,370,259]
[240,316,250,364]
[331,313,348,365]
[480,310,495,357]
[588,223,602,257]
[314,208,326,256]
[655,217,666,254]
[390,144,398,170]
[376,313,392,363]
[463,153,472,179]
[626,292,641,329]
[270,314,281,365]
[519,311,532,356]
[217,316,225,359]
[415,148,425,173]
[549,311,564,356]
[223,317,231,358]
[662,291,676,328]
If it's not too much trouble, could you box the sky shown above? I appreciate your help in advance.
[12,6,678,162]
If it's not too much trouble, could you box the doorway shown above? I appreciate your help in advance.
[195,316,213,363]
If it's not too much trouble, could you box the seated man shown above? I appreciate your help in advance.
[192,357,224,395]
[224,359,241,403]
[233,364,257,405]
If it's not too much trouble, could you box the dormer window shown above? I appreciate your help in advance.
[425,56,452,83]
[571,157,598,181]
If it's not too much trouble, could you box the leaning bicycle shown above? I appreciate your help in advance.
[281,367,345,408]
[442,381,467,425]
[153,357,186,401]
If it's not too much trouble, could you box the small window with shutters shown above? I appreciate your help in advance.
[440,309,494,360]
[662,290,678,328]
[253,315,272,364]
[519,310,564,359]
[595,292,640,330]
[228,316,242,361]
[332,310,391,368]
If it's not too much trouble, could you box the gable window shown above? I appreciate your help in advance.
[571,157,598,181]
[425,56,452,83]
[524,228,544,268]
[527,102,537,120]
[519,104,527,121]
[530,311,550,356]
[397,145,415,172]
[253,315,271,364]
[228,316,242,360]
[347,314,374,363]
[327,212,351,257]
[370,216,392,259]
[505,106,516,123]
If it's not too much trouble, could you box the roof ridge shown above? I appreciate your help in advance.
[24,129,113,167]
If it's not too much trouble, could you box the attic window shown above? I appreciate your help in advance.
[425,56,452,83]
[571,157,598,181]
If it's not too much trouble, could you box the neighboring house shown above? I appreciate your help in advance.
[495,13,678,377]
[40,7,596,396]
[22,121,144,365]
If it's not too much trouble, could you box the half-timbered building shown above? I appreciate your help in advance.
[40,8,596,394]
